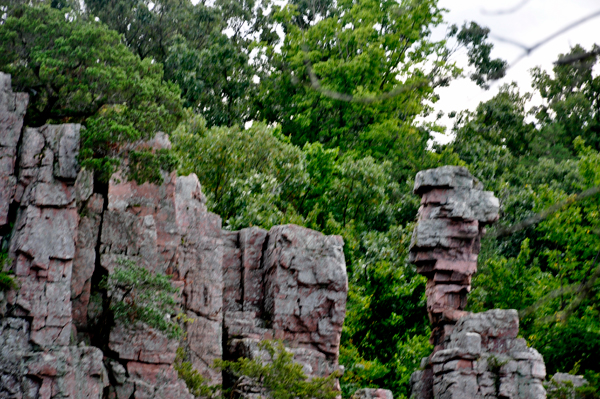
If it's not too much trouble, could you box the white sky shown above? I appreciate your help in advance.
[426,0,600,144]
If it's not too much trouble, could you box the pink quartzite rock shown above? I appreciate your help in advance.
[109,321,179,364]
[101,170,180,275]
[0,73,28,228]
[264,225,347,358]
[71,193,104,329]
[5,122,82,350]
[102,147,223,387]
[222,223,347,393]
[174,174,224,383]
[409,166,499,346]
[352,388,394,399]
[125,362,193,399]
[408,167,546,399]
[0,75,109,398]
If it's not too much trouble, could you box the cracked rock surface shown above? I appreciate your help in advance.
[408,167,546,399]
[0,72,348,398]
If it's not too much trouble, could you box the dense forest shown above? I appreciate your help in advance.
[0,0,598,397]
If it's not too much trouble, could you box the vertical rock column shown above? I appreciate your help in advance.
[0,72,107,398]
[222,224,348,391]
[0,73,28,234]
[408,166,546,399]
[100,140,220,396]
[409,166,499,347]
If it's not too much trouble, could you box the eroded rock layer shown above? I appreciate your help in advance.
[223,225,347,382]
[408,167,546,399]
[0,72,347,399]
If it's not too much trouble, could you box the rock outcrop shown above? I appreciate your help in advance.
[0,72,108,398]
[408,166,547,399]
[223,225,347,383]
[0,72,347,398]
[546,373,589,399]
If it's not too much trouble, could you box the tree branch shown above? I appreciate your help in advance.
[554,46,600,65]
[491,185,600,238]
[301,55,431,104]
[493,9,600,69]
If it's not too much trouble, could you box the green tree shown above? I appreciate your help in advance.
[450,46,600,393]
[532,45,600,153]
[172,114,308,230]
[86,0,272,128]
[256,0,458,162]
[0,4,183,180]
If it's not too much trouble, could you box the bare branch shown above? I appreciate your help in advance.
[554,46,600,65]
[299,46,432,103]
[481,0,531,16]
[491,185,600,238]
[518,283,580,319]
[494,9,600,69]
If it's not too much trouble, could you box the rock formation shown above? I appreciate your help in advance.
[352,388,394,399]
[546,373,589,399]
[0,72,347,398]
[222,225,347,383]
[408,166,547,399]
[0,72,109,398]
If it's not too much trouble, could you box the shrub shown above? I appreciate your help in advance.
[217,340,341,399]
[101,259,182,338]
[174,347,218,398]
[0,251,17,292]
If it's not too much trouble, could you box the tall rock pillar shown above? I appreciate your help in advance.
[408,166,546,399]
[409,166,499,347]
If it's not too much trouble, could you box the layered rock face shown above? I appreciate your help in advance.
[0,72,347,399]
[0,73,108,398]
[408,166,546,399]
[223,225,347,384]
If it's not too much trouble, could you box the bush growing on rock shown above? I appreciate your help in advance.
[217,340,341,399]
[0,251,17,293]
[101,259,183,339]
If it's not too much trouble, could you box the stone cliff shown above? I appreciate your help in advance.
[0,73,347,398]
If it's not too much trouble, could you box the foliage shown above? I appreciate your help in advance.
[450,45,600,394]
[0,271,17,292]
[174,347,218,398]
[256,0,459,163]
[128,149,179,185]
[172,114,308,230]
[101,259,183,339]
[341,225,431,398]
[0,4,183,181]
[532,45,600,153]
[86,0,270,128]
[217,340,340,399]
[0,251,17,292]
[451,22,508,88]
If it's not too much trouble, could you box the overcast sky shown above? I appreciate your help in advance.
[426,0,600,143]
